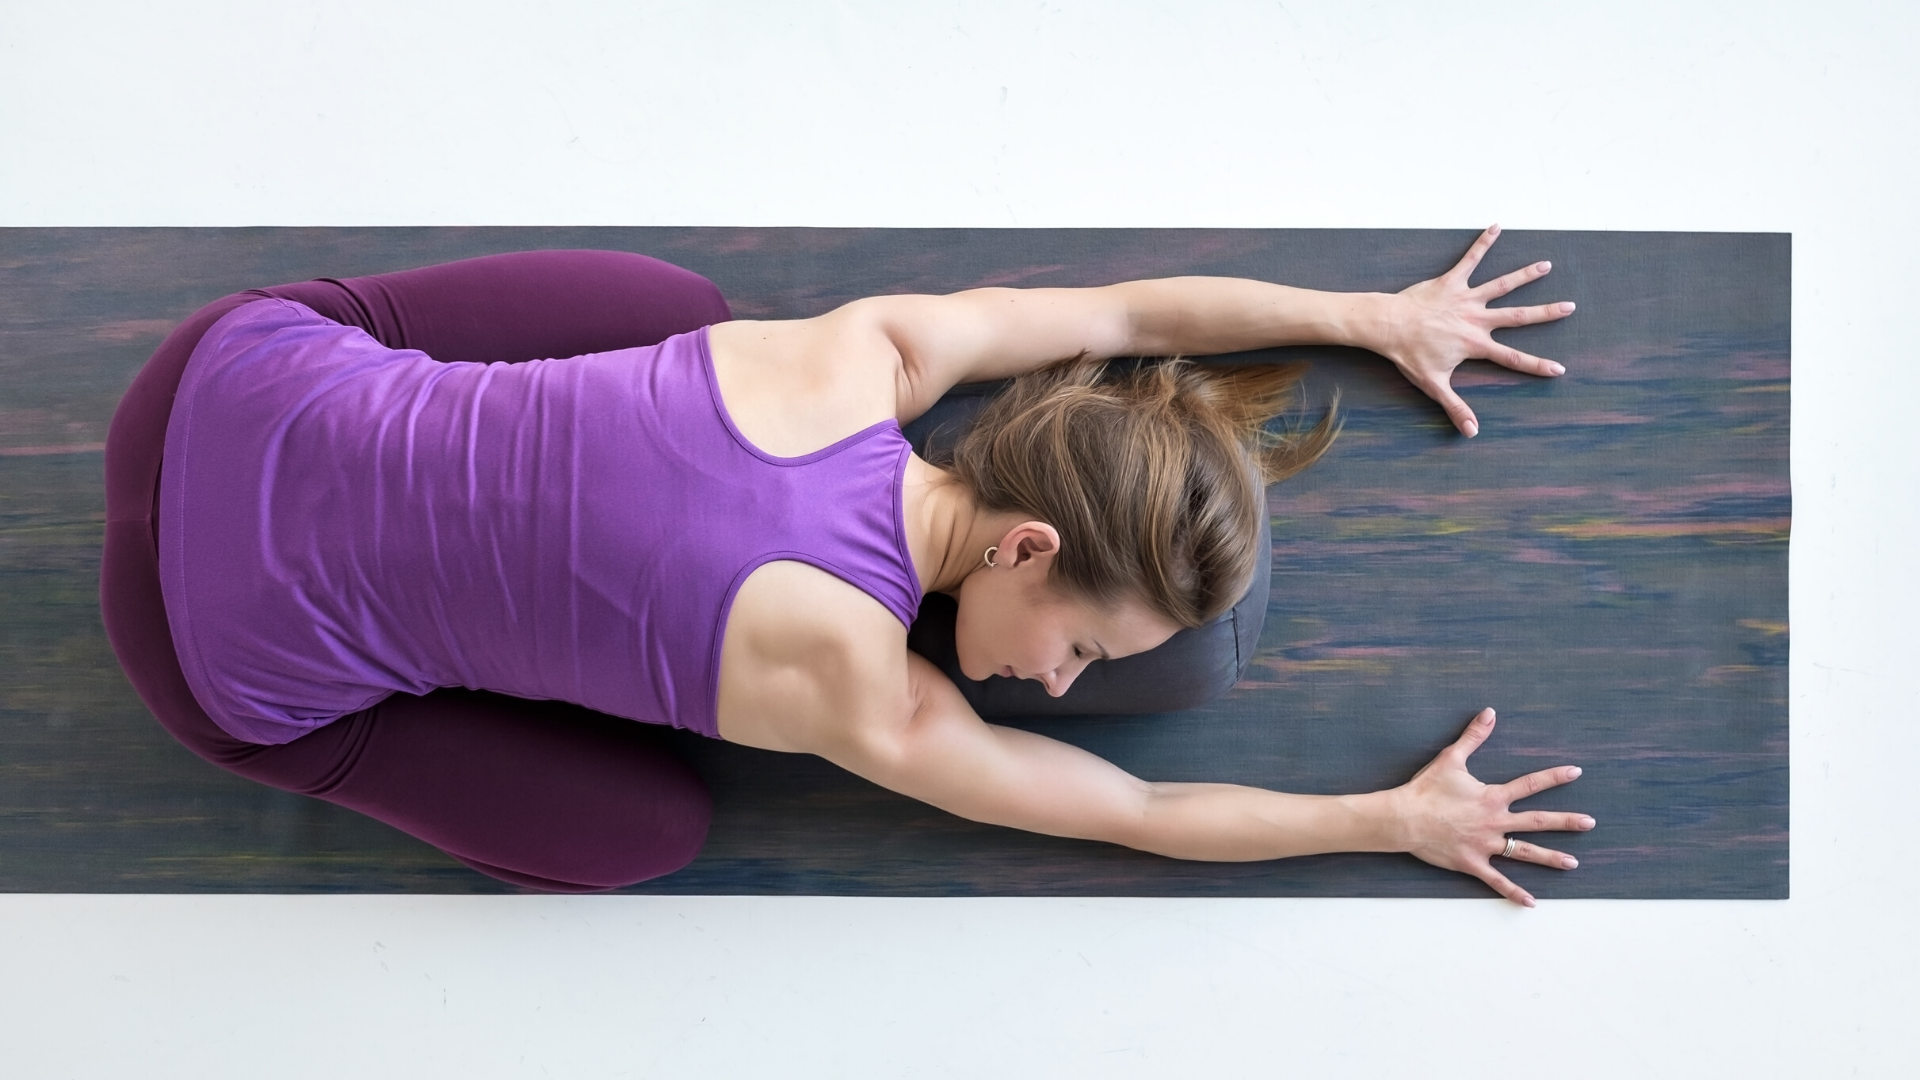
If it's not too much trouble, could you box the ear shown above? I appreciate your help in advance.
[998,521,1061,569]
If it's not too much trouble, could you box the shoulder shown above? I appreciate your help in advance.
[714,559,916,753]
[706,309,906,457]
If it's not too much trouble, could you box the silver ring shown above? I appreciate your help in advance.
[1501,836,1519,859]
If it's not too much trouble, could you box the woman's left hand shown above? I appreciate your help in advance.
[1385,707,1594,907]
[1368,224,1576,437]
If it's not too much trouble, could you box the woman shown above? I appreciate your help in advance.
[103,226,1591,905]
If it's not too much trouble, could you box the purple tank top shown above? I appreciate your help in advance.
[158,299,922,745]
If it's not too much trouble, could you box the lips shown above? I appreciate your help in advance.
[1000,666,1015,679]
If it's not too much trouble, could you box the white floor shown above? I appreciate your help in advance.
[3,2,1915,1076]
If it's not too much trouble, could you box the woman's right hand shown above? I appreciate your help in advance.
[1384,708,1594,906]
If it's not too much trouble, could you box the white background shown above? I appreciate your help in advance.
[3,1,1915,1076]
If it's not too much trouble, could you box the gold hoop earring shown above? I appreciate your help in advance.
[983,546,998,569]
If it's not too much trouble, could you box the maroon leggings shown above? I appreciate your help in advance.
[101,250,732,892]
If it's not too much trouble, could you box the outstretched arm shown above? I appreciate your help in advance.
[852,224,1571,436]
[813,654,1593,907]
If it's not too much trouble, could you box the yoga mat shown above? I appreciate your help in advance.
[0,228,1789,897]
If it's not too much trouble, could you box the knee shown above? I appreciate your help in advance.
[622,250,729,310]
[601,771,714,886]
[518,755,714,891]
[576,249,732,331]
[438,773,712,894]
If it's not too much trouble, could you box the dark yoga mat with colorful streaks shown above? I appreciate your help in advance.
[0,228,1788,897]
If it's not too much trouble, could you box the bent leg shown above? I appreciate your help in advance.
[258,248,731,362]
[237,690,711,891]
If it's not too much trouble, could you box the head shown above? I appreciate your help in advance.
[943,355,1339,696]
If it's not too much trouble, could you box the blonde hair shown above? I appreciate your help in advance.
[948,356,1339,628]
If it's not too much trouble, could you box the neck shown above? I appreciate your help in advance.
[902,455,1022,596]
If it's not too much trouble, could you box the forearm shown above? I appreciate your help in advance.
[1127,782,1405,862]
[1109,277,1397,358]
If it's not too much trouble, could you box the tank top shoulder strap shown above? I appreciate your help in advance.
[687,327,924,629]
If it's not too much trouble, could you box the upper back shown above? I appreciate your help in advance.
[706,315,905,456]
[699,316,939,750]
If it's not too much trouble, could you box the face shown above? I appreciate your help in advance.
[951,524,1183,697]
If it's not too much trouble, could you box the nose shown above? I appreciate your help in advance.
[1042,658,1093,697]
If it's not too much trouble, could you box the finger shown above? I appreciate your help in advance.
[1498,764,1583,803]
[1421,378,1480,437]
[1445,224,1501,283]
[1485,342,1565,378]
[1503,807,1598,834]
[1484,300,1576,329]
[1443,707,1498,764]
[1472,260,1552,300]
[1471,859,1536,908]
[1501,839,1581,872]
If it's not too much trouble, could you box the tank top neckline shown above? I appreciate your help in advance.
[695,326,904,467]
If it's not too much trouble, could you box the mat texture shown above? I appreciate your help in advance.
[0,228,1789,897]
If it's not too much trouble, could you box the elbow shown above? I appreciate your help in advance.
[1087,778,1165,854]
[1116,782,1237,861]
[1105,284,1158,358]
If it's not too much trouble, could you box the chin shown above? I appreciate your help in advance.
[954,644,991,682]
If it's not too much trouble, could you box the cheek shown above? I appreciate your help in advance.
[953,592,1049,678]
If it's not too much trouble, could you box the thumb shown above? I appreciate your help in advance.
[1444,707,1497,765]
[1424,380,1479,438]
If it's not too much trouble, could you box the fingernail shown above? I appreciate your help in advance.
[1581,816,1596,829]
[1536,261,1551,272]
[1463,420,1478,438]
[1562,856,1579,869]
[1567,766,1582,778]
[1558,301,1575,313]
[1549,362,1566,375]
[1521,895,1536,909]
